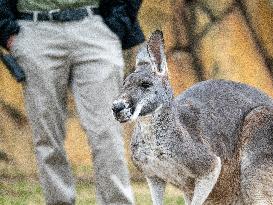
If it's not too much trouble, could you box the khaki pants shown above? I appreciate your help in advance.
[11,12,134,205]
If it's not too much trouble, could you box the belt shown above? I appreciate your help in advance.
[18,6,100,22]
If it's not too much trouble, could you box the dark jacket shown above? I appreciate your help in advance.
[0,0,145,49]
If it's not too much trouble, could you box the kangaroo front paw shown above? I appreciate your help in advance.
[146,176,166,205]
[191,156,221,205]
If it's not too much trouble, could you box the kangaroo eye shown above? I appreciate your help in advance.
[140,82,153,89]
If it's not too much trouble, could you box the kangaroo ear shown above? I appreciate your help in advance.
[147,30,168,75]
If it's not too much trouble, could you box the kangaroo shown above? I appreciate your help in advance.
[112,30,273,205]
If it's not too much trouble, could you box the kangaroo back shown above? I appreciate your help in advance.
[176,79,273,159]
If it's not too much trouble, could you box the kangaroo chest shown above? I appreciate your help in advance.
[131,116,193,190]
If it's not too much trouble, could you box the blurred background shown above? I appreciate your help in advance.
[1,0,273,204]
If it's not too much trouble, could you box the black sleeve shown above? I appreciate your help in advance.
[99,0,142,21]
[0,0,20,48]
[99,1,129,41]
[99,0,145,49]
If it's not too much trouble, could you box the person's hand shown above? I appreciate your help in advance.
[6,35,16,50]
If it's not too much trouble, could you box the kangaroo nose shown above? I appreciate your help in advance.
[112,100,126,113]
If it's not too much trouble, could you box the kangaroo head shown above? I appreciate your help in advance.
[112,30,173,123]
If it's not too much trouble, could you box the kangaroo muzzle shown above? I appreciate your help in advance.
[112,99,134,123]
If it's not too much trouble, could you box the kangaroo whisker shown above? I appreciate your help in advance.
[130,101,144,121]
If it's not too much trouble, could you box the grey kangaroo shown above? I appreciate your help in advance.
[112,30,273,205]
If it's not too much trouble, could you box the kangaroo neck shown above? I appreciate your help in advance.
[153,102,180,127]
[136,101,192,148]
[137,102,176,126]
[149,101,186,134]
[136,98,183,129]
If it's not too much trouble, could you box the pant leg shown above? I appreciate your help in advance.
[69,15,135,205]
[11,21,75,205]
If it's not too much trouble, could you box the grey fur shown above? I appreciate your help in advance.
[112,30,273,205]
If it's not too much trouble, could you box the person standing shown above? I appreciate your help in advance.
[0,0,145,204]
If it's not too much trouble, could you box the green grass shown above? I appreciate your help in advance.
[0,178,184,205]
